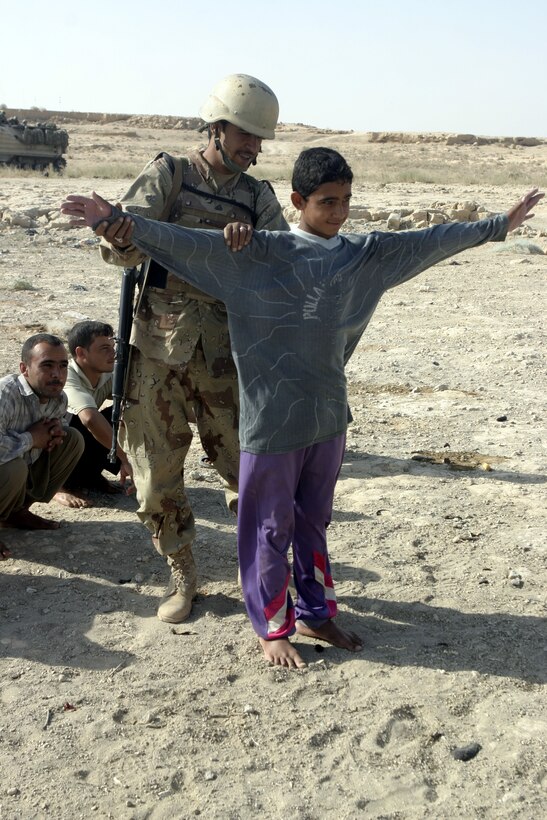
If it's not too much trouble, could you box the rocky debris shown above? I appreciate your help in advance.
[278,122,353,135]
[0,203,103,244]
[349,205,373,220]
[369,131,545,147]
[3,108,134,125]
[452,742,482,761]
[281,199,524,233]
[124,115,204,131]
[3,191,545,248]
[1,211,36,229]
[493,239,546,254]
[507,570,524,588]
[370,132,448,144]
[387,213,401,230]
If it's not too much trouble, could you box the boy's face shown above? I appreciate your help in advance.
[291,181,352,239]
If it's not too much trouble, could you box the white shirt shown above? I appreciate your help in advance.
[64,361,113,417]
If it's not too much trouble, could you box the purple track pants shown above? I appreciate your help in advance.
[237,435,345,639]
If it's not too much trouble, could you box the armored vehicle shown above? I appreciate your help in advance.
[0,112,69,171]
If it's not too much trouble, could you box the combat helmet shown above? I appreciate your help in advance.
[199,74,279,140]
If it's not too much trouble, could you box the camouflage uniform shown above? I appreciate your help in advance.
[101,150,288,557]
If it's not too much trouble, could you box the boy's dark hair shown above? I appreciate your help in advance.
[291,147,353,198]
[21,333,63,364]
[67,320,114,357]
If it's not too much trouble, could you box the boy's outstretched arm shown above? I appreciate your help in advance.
[506,188,544,232]
[61,194,252,252]
[61,192,253,304]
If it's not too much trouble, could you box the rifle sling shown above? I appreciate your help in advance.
[138,155,185,292]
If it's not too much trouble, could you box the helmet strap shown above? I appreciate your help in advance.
[212,125,247,175]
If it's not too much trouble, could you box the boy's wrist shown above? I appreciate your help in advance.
[91,205,124,232]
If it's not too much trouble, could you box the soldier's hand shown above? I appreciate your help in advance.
[95,202,135,250]
[60,192,114,228]
[224,221,253,252]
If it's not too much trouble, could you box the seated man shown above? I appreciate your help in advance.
[0,333,84,560]
[56,320,133,506]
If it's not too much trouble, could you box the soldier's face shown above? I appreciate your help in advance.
[219,124,262,171]
[20,342,68,403]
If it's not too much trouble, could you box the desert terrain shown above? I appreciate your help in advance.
[0,118,546,819]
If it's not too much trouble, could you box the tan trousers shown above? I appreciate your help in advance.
[119,346,239,557]
[0,428,84,520]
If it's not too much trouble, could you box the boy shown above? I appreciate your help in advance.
[61,148,543,669]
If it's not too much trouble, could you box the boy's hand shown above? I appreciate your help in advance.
[506,188,544,232]
[224,221,253,252]
[60,192,115,229]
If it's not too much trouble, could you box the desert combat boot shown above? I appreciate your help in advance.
[157,545,197,623]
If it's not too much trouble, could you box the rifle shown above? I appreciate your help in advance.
[109,265,141,463]
[108,155,185,463]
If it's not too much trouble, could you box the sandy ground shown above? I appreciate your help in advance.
[0,124,546,819]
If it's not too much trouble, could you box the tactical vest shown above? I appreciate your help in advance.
[145,151,262,303]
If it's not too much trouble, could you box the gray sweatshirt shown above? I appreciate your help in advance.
[123,213,508,454]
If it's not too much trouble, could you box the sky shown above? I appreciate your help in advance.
[3,0,547,137]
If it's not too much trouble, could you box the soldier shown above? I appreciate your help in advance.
[97,74,288,624]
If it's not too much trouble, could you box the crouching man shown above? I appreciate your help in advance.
[57,320,133,505]
[0,334,84,560]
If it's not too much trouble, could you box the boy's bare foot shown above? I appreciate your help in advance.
[54,489,93,509]
[259,637,307,670]
[296,619,363,652]
[4,509,61,530]
[0,540,12,560]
